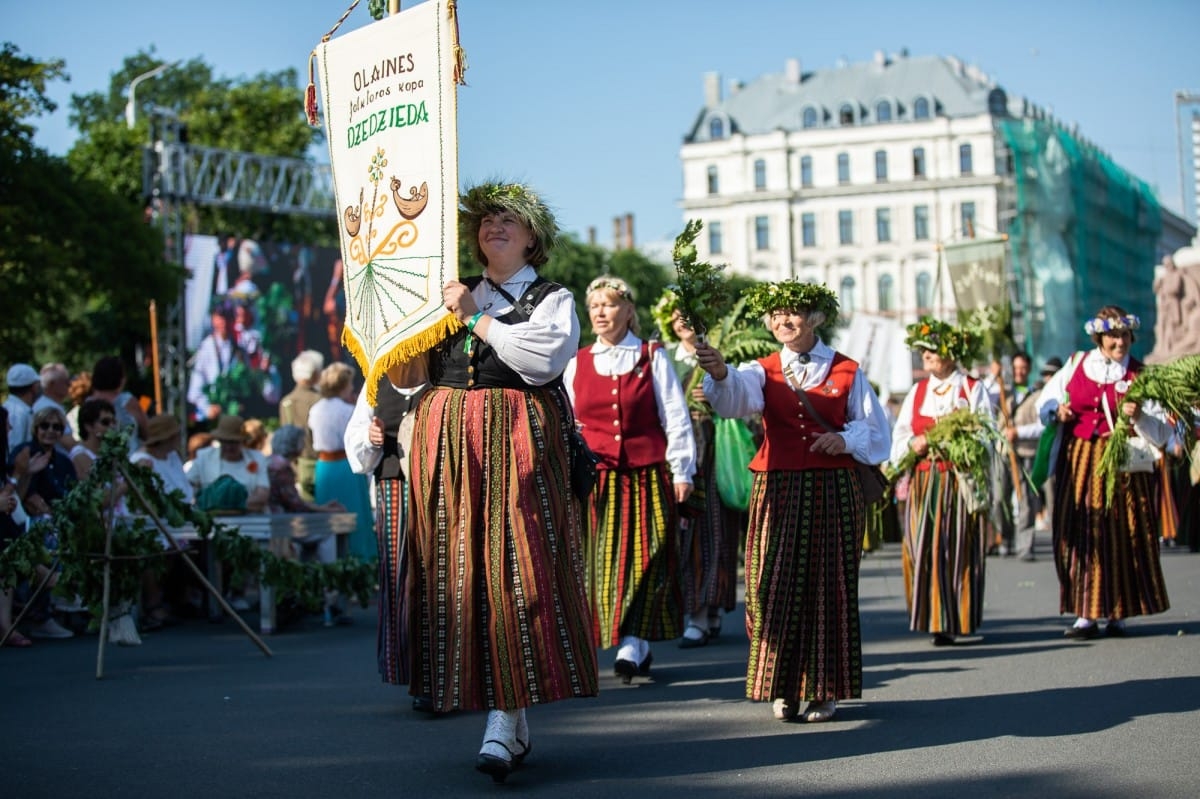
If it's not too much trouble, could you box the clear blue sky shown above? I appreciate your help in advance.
[9,0,1200,246]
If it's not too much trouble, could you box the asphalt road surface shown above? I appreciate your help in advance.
[5,543,1198,798]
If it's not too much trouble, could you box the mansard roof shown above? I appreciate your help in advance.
[685,53,1006,143]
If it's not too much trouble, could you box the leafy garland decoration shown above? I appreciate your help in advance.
[744,279,840,342]
[904,315,982,365]
[0,430,377,618]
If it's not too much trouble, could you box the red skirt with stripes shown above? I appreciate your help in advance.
[406,386,599,712]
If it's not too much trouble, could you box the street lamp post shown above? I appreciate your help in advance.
[125,62,178,129]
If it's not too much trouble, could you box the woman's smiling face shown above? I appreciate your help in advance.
[1098,329,1132,361]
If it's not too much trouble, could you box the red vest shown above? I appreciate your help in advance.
[574,342,668,470]
[749,351,859,472]
[910,376,977,471]
[1064,355,1140,440]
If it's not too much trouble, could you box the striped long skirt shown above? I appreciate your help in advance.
[588,463,683,648]
[745,469,864,703]
[1053,436,1169,620]
[406,386,598,712]
[375,477,409,685]
[902,466,988,635]
[679,418,742,618]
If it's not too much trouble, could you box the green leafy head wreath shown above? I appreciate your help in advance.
[459,181,559,267]
[745,280,839,335]
[905,315,981,364]
[652,288,683,342]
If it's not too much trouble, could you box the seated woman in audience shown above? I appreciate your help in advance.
[131,415,194,506]
[69,398,117,479]
[8,406,75,640]
[12,406,77,520]
[185,414,269,513]
[267,424,345,561]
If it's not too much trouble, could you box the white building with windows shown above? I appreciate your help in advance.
[680,52,1010,324]
[680,52,1196,364]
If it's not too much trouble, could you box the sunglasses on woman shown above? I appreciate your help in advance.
[38,422,64,432]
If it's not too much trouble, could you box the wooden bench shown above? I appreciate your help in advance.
[168,512,359,634]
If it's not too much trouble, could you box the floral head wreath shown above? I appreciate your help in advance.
[652,289,683,342]
[744,280,839,328]
[459,181,559,266]
[905,316,980,364]
[1084,314,1140,336]
[586,275,635,302]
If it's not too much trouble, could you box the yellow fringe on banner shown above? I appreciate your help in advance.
[344,315,462,405]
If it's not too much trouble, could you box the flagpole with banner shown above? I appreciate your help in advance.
[942,233,1024,512]
[309,0,467,403]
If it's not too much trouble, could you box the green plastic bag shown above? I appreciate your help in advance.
[1029,421,1058,489]
[714,416,756,512]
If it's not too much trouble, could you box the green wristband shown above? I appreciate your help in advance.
[466,311,484,332]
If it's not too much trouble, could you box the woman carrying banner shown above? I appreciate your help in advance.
[889,318,994,646]
[406,182,597,782]
[694,281,890,724]
[1034,306,1171,638]
[564,277,696,680]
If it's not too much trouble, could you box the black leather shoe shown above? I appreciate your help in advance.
[638,651,654,674]
[931,633,955,647]
[1105,622,1127,638]
[614,658,638,684]
[1064,623,1099,640]
[412,695,435,713]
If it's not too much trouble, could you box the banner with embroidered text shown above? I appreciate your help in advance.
[313,1,463,396]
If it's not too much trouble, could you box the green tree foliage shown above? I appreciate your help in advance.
[66,51,336,245]
[0,42,66,157]
[0,43,183,369]
[544,238,671,346]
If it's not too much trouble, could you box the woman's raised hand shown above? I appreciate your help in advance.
[693,341,728,381]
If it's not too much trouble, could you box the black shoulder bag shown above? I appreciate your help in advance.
[782,363,889,504]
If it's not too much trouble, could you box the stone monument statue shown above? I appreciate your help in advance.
[1146,247,1200,364]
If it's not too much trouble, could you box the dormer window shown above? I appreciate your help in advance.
[839,103,855,125]
[709,116,725,140]
[913,96,931,120]
[875,100,892,123]
[802,106,818,129]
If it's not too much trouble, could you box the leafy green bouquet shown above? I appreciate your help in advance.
[668,220,728,341]
[892,407,1002,510]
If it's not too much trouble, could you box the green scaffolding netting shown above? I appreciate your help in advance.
[1000,118,1161,366]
